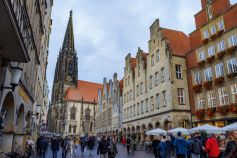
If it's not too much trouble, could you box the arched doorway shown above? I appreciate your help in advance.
[155,122,160,128]
[141,124,146,141]
[136,126,141,142]
[0,92,15,152]
[147,123,154,140]
[12,104,25,151]
[164,120,172,130]
[127,127,130,136]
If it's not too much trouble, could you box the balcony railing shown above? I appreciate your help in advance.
[4,0,37,58]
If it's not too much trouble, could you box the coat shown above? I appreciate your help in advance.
[108,142,118,158]
[51,139,60,151]
[158,140,167,158]
[205,137,220,158]
[174,137,188,155]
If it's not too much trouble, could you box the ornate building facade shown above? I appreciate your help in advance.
[186,0,237,127]
[95,73,123,134]
[122,19,191,140]
[49,11,102,136]
[0,0,53,154]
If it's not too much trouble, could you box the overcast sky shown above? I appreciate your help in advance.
[47,0,237,97]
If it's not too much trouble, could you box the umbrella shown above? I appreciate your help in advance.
[189,124,224,134]
[168,127,189,135]
[222,122,237,131]
[146,128,167,135]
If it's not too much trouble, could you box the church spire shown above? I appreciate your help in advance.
[62,10,75,52]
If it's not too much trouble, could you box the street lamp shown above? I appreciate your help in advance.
[35,104,42,119]
[0,66,23,91]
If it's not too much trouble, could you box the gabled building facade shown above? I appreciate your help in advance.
[122,19,191,140]
[186,0,237,127]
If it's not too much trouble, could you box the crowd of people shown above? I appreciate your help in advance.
[144,130,237,158]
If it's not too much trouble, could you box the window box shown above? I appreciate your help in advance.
[226,45,237,54]
[198,60,205,67]
[214,76,224,85]
[193,84,202,93]
[195,109,206,120]
[226,72,237,79]
[202,38,208,44]
[203,81,213,89]
[216,105,230,115]
[229,103,237,112]
[217,50,226,59]
[206,107,216,117]
[217,30,224,36]
[209,34,217,40]
[206,56,215,63]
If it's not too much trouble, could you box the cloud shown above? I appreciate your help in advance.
[47,0,237,98]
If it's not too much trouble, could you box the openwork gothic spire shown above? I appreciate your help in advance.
[62,10,75,52]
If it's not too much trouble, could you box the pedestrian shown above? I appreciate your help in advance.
[204,133,220,158]
[51,137,60,158]
[174,131,189,158]
[88,136,95,155]
[126,136,131,154]
[158,136,167,158]
[122,135,126,147]
[108,138,118,158]
[166,136,173,158]
[189,132,202,158]
[97,135,109,158]
[61,137,69,158]
[200,130,208,158]
[41,136,48,158]
[222,131,237,158]
[152,137,160,158]
[36,136,42,157]
[80,134,87,155]
[26,136,34,158]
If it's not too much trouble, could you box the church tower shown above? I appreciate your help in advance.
[51,11,78,104]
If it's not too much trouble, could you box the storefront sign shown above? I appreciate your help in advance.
[18,87,29,103]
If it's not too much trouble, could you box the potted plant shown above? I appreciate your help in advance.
[206,55,215,63]
[198,60,206,67]
[217,50,226,59]
[206,107,216,117]
[195,109,206,120]
[216,29,224,36]
[217,105,230,115]
[229,103,237,112]
[193,84,203,93]
[226,45,237,54]
[203,80,213,89]
[226,72,237,79]
[214,76,225,85]
[202,38,208,44]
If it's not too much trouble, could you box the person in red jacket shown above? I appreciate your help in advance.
[122,135,126,147]
[204,133,220,158]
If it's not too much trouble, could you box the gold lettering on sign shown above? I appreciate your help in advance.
[19,87,29,103]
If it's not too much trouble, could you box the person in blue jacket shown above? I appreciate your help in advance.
[158,136,167,158]
[173,132,189,158]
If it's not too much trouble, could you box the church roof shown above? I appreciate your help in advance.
[64,80,103,103]
[161,28,190,57]
[62,10,75,52]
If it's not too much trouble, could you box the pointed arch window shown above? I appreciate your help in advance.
[85,108,91,121]
[70,107,76,120]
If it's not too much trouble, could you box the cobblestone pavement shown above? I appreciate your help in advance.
[42,144,154,158]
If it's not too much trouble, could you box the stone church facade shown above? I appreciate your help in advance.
[48,11,102,136]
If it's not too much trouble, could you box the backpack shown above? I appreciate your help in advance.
[190,139,201,155]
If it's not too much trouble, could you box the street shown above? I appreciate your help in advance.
[42,144,154,158]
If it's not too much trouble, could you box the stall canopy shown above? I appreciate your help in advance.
[189,124,224,134]
[146,128,167,135]
[168,127,189,135]
[222,122,237,131]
